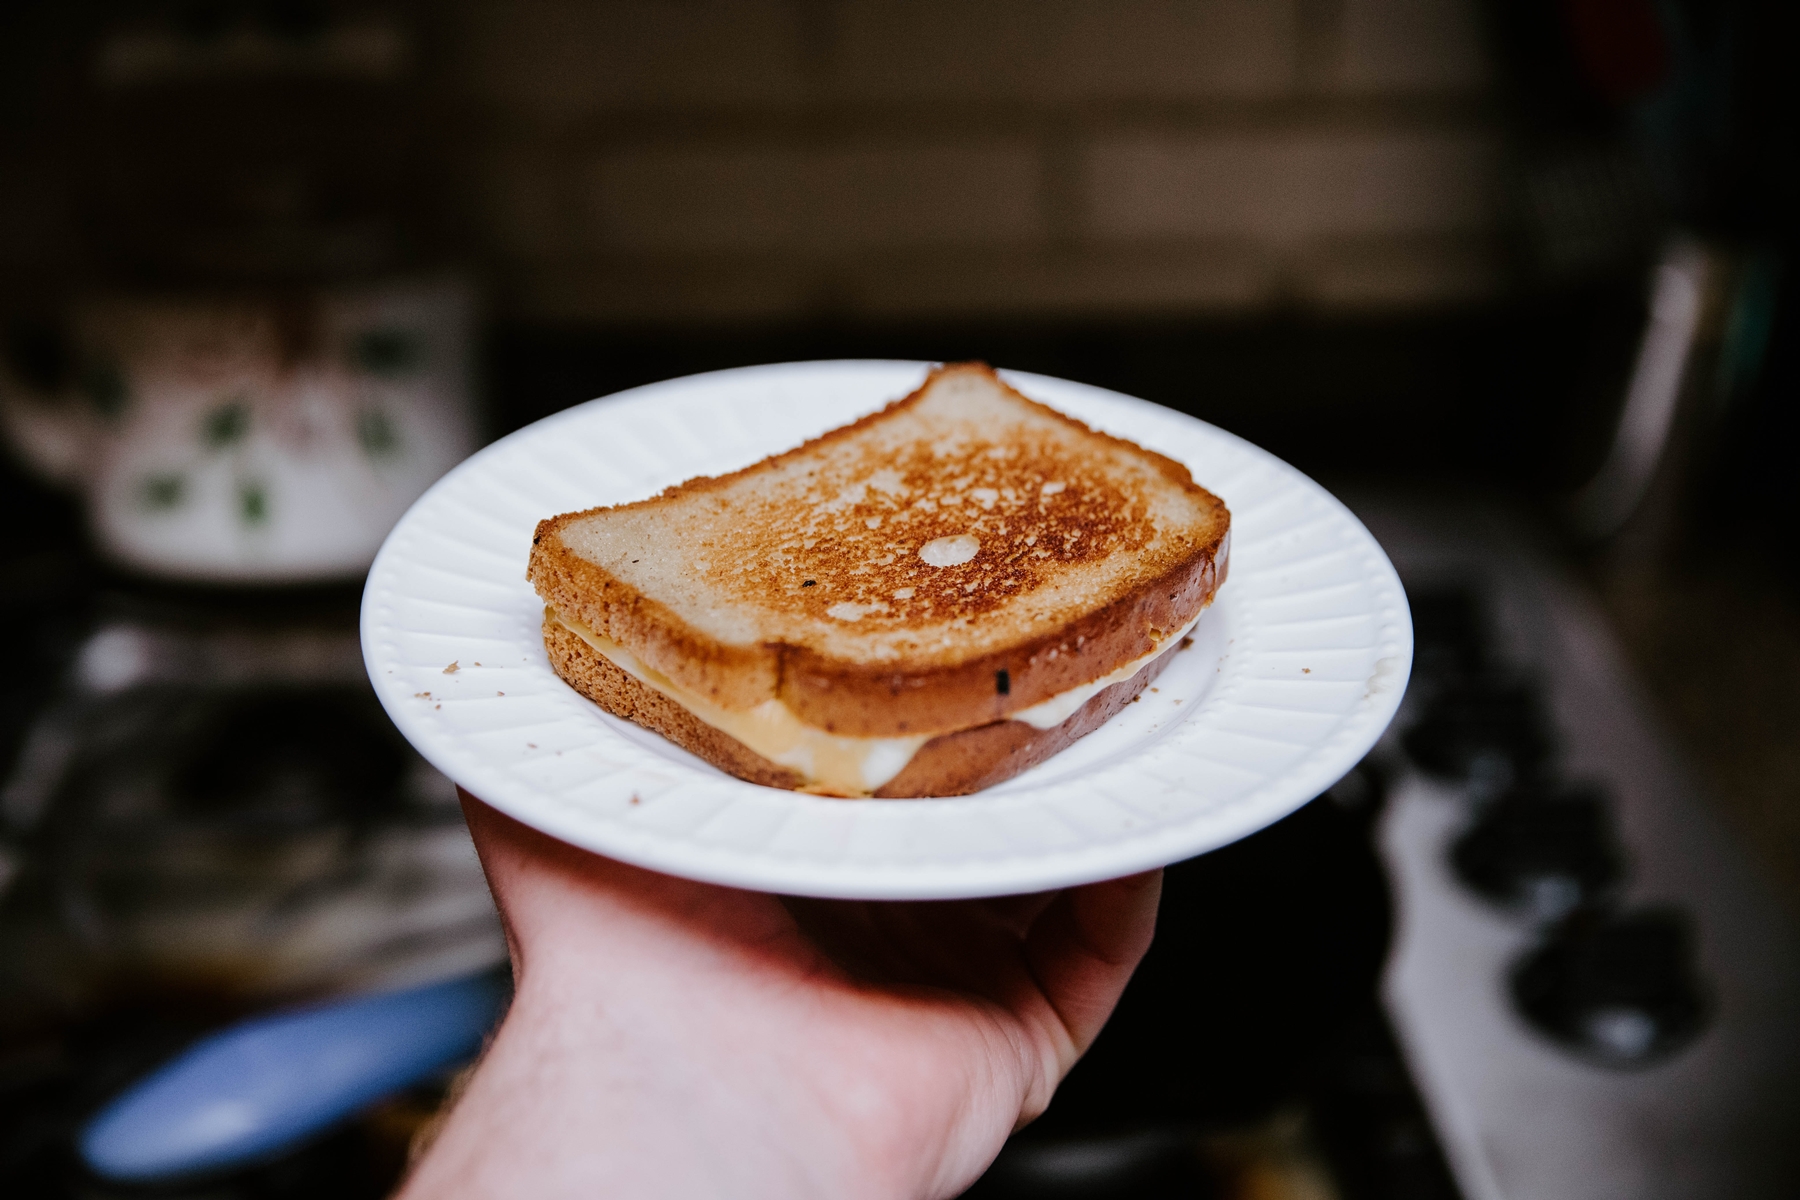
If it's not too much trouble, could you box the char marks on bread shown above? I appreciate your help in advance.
[528,363,1229,794]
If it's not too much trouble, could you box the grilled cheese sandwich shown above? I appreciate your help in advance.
[529,363,1229,797]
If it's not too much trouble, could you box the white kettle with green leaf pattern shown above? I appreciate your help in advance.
[0,281,476,582]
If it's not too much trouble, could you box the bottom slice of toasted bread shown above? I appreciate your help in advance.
[544,612,1175,798]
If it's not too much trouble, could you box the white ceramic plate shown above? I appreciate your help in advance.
[362,362,1411,899]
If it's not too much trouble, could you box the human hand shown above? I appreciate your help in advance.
[398,791,1161,1200]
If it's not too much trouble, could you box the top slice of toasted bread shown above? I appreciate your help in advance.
[529,363,1229,738]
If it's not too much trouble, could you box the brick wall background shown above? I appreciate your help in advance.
[439,0,1506,325]
[0,1,1509,327]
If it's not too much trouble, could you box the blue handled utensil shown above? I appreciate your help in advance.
[81,970,509,1182]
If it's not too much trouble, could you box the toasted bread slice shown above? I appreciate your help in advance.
[529,363,1229,786]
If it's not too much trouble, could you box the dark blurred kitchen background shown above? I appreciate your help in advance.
[2,1,1798,1197]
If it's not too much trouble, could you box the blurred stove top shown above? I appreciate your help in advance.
[2,492,1796,1199]
[1354,493,1800,1199]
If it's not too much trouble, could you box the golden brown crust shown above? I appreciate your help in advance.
[530,540,781,709]
[872,643,1177,797]
[776,546,1218,736]
[527,362,1228,737]
[544,610,1180,798]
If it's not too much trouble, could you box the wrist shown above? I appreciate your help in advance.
[480,968,937,1200]
[421,912,957,1199]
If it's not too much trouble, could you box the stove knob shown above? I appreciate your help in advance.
[1450,783,1624,920]
[1402,677,1553,793]
[1509,907,1709,1067]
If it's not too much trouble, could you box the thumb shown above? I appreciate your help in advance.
[1023,869,1163,1067]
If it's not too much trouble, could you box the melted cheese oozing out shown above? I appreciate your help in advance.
[551,607,1202,795]
[553,612,929,795]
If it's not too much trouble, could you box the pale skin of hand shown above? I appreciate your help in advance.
[399,792,1162,1200]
